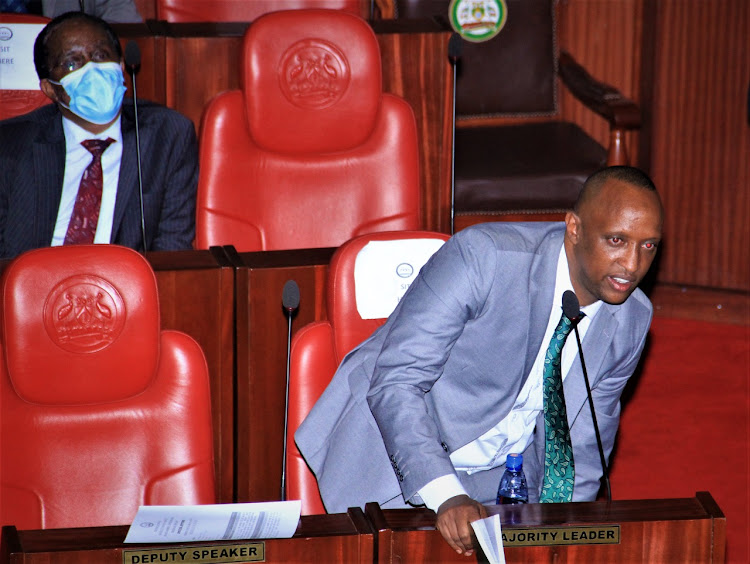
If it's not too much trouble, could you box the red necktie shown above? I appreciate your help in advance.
[63,138,115,245]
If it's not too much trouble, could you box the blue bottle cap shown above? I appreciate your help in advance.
[506,453,523,470]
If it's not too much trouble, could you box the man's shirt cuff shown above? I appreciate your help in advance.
[417,474,469,512]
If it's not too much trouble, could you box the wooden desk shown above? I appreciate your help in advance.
[115,19,454,234]
[366,492,726,563]
[1,508,374,564]
[1,495,725,563]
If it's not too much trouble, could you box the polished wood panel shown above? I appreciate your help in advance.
[649,282,750,325]
[376,24,454,233]
[367,493,725,563]
[1,508,374,564]
[646,0,750,291]
[232,248,335,502]
[147,250,236,503]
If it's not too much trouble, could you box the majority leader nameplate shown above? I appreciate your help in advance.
[502,525,620,546]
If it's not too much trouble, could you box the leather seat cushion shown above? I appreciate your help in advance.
[454,121,607,212]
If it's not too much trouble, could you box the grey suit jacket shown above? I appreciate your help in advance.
[295,222,653,512]
[0,100,198,259]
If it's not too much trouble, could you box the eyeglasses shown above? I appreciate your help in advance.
[53,48,118,75]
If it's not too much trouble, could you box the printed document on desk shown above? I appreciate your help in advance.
[471,514,506,564]
[124,501,302,543]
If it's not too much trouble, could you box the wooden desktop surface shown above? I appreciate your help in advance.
[1,508,374,564]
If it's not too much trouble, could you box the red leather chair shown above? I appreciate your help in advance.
[195,9,421,252]
[286,230,449,514]
[0,245,215,530]
[0,14,51,121]
[157,0,371,22]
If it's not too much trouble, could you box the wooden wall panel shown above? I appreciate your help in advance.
[149,252,236,503]
[164,34,242,128]
[234,249,335,502]
[377,29,454,233]
[649,0,750,290]
[557,0,644,164]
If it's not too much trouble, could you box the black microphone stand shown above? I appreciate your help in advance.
[124,41,147,253]
[280,280,300,501]
[571,323,612,502]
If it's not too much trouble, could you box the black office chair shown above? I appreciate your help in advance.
[394,0,640,230]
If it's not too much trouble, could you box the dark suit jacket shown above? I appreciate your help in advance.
[0,100,198,260]
[296,223,653,512]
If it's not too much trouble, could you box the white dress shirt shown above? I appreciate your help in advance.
[418,243,602,511]
[51,115,123,246]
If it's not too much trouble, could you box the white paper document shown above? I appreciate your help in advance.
[124,501,302,544]
[471,514,506,564]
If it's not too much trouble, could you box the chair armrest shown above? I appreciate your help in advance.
[558,50,641,130]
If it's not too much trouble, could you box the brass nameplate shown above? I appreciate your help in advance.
[123,542,265,563]
[502,525,620,546]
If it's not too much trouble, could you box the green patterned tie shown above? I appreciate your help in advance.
[539,310,575,502]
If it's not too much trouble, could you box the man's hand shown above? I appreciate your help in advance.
[435,494,488,555]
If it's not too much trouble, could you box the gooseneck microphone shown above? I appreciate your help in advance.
[448,33,462,235]
[124,41,147,254]
[280,280,300,501]
[562,290,612,502]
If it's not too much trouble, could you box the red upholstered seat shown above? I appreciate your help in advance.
[157,0,370,22]
[0,245,215,530]
[286,230,449,514]
[0,14,51,121]
[195,9,421,252]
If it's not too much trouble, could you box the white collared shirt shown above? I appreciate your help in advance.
[51,115,123,246]
[418,243,602,511]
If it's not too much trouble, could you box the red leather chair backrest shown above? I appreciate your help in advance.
[0,14,51,120]
[157,0,370,22]
[287,231,449,514]
[0,245,215,530]
[195,9,421,252]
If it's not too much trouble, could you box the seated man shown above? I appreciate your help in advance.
[296,166,664,555]
[0,12,196,259]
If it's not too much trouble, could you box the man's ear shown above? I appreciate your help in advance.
[40,78,59,102]
[564,211,581,244]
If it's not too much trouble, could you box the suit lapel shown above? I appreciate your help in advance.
[564,303,619,423]
[112,107,140,242]
[523,229,564,381]
[32,114,66,247]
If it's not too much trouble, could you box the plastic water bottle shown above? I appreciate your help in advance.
[496,453,528,505]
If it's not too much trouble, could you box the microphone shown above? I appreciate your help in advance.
[124,40,147,254]
[280,280,300,501]
[562,290,612,502]
[448,33,462,235]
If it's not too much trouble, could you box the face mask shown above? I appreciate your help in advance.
[49,61,126,125]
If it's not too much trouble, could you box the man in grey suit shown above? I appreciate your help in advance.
[0,12,197,259]
[296,166,664,555]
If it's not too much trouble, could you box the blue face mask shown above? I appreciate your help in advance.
[49,61,126,125]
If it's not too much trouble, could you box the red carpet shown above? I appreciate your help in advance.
[609,317,750,563]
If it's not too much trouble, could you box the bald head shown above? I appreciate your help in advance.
[575,166,660,217]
